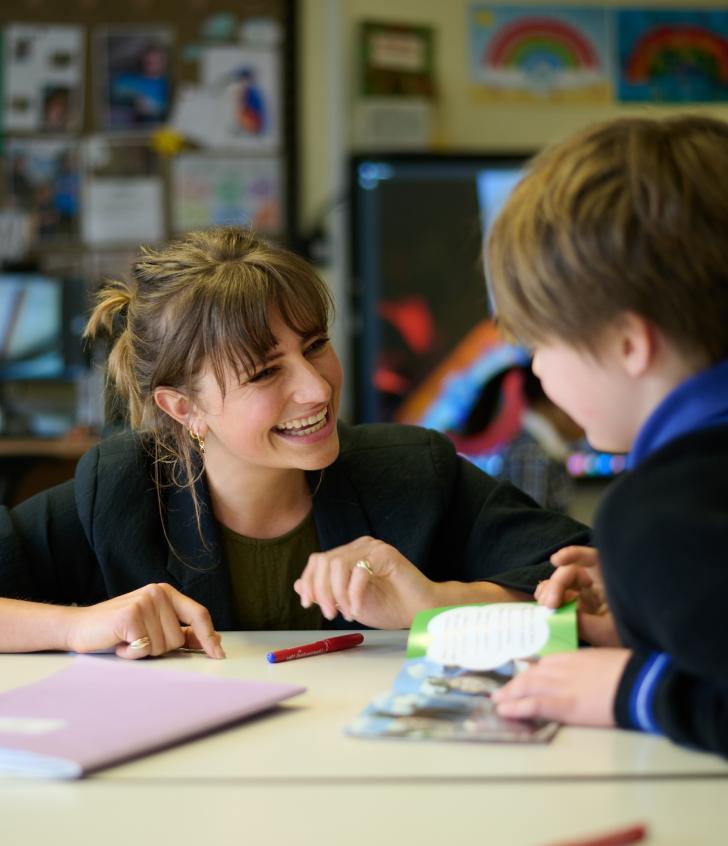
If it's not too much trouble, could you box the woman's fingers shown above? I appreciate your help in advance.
[162,585,225,658]
[348,559,375,618]
[298,538,378,621]
[311,554,337,620]
[78,583,224,660]
[139,584,179,656]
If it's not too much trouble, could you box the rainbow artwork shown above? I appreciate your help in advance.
[469,6,611,102]
[618,10,728,102]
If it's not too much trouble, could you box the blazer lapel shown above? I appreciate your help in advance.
[164,475,237,630]
[310,466,372,551]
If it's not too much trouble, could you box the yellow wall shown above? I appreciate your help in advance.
[299,0,728,418]
[299,0,728,231]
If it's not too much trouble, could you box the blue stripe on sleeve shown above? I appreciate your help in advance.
[629,652,671,734]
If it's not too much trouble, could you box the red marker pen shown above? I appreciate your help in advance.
[266,633,364,663]
[543,823,648,846]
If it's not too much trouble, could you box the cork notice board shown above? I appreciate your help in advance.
[0,0,295,277]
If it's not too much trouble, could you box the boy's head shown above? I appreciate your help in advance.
[486,115,728,366]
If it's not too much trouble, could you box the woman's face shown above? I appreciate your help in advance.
[194,310,343,479]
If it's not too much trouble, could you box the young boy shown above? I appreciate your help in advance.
[486,115,728,757]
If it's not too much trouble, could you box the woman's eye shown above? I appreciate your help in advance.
[306,336,329,355]
[248,366,278,384]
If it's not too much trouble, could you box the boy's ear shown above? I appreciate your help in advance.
[154,387,200,430]
[615,311,654,378]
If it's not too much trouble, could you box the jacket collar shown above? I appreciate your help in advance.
[629,357,728,467]
[309,464,372,550]
[163,469,237,630]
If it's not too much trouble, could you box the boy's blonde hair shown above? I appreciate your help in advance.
[487,115,728,362]
[85,226,333,501]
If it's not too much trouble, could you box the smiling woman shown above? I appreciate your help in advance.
[0,227,590,656]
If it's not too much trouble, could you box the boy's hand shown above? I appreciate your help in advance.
[536,545,621,647]
[491,648,631,727]
[537,545,605,610]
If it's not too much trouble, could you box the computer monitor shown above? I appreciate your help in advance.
[0,273,88,381]
[350,152,528,424]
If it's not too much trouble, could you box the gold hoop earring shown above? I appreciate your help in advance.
[190,429,206,455]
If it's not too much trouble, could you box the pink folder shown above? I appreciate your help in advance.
[0,655,304,778]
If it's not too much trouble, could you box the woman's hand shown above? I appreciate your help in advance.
[294,537,441,629]
[491,648,632,727]
[63,583,225,659]
[536,545,621,647]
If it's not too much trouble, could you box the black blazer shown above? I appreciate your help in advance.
[0,422,589,629]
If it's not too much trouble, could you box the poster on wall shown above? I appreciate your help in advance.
[617,9,728,102]
[203,46,280,150]
[171,48,280,151]
[359,21,436,97]
[468,5,612,102]
[6,138,80,243]
[172,154,282,234]
[3,25,84,132]
[82,136,164,246]
[95,27,174,130]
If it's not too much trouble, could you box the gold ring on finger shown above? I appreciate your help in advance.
[129,635,151,650]
[354,559,374,576]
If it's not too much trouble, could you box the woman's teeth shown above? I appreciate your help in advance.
[274,409,328,436]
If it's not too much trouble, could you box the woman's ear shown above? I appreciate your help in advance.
[154,387,199,429]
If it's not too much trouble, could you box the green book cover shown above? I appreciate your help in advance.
[406,601,578,669]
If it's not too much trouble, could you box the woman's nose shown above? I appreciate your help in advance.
[291,358,330,403]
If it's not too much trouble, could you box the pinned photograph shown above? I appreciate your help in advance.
[172,154,282,234]
[82,136,164,246]
[3,25,84,132]
[6,139,81,243]
[96,28,174,130]
[178,46,280,150]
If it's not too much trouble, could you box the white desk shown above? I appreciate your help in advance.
[1,631,727,845]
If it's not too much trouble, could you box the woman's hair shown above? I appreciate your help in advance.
[85,226,333,512]
[487,115,728,363]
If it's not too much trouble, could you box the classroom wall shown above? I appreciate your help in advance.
[297,0,728,521]
[298,0,728,417]
[299,0,728,232]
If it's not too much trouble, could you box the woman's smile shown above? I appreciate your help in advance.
[272,405,336,444]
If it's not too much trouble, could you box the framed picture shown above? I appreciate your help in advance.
[3,24,84,132]
[6,139,81,244]
[96,27,174,130]
[82,136,164,246]
[172,154,283,234]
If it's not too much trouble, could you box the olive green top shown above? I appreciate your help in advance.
[220,510,324,630]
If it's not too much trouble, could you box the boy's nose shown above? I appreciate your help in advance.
[531,352,542,378]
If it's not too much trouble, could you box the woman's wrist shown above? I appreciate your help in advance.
[431,580,532,608]
[0,599,78,653]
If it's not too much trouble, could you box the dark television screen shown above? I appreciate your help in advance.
[0,273,88,380]
[351,153,527,424]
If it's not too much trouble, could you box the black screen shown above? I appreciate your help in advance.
[0,274,88,380]
[351,154,526,423]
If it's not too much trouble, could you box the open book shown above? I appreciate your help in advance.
[0,656,304,778]
[347,601,577,743]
